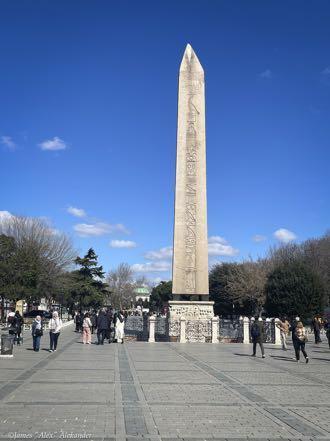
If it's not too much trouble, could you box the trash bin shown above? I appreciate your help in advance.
[0,334,15,357]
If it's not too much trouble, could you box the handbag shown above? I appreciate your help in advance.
[35,328,43,337]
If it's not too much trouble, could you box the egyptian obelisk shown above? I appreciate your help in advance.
[172,44,209,301]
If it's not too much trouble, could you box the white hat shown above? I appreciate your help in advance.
[295,316,300,321]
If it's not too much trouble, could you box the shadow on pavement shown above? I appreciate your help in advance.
[310,357,330,362]
[233,353,252,357]
[270,355,297,362]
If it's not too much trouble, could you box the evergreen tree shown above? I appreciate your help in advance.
[150,281,172,311]
[265,261,326,319]
[70,248,108,309]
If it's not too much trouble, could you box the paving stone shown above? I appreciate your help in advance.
[0,328,329,440]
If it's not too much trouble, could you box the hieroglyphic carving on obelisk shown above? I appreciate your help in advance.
[172,44,209,299]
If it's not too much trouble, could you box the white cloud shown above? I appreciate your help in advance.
[67,206,86,218]
[74,222,129,237]
[260,69,273,79]
[0,210,14,222]
[39,136,67,151]
[321,67,330,75]
[144,246,173,260]
[110,240,136,249]
[131,261,171,273]
[1,136,16,151]
[208,236,239,257]
[150,276,164,285]
[273,228,297,243]
[253,234,267,242]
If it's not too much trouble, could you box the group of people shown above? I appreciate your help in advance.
[31,311,63,352]
[252,315,330,363]
[74,309,125,345]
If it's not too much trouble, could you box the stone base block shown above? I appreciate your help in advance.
[168,300,214,342]
[168,300,214,320]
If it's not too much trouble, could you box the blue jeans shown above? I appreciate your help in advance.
[49,332,60,350]
[33,336,41,351]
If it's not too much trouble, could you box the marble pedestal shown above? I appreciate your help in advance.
[168,300,214,342]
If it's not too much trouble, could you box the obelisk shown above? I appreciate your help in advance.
[172,44,209,301]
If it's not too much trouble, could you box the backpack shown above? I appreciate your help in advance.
[251,323,260,338]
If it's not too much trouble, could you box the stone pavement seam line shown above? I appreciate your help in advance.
[168,345,269,403]
[264,407,325,437]
[189,345,329,437]
[221,342,330,388]
[168,344,317,439]
[0,327,78,401]
[114,343,126,441]
[122,345,160,439]
[118,346,149,437]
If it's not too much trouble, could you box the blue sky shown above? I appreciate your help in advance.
[1,0,329,284]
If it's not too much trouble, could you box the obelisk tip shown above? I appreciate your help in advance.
[180,44,204,73]
[185,43,193,57]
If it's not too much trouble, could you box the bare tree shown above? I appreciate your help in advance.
[106,263,135,309]
[0,215,76,305]
[226,259,270,315]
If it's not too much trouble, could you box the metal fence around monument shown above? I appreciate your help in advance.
[155,317,169,341]
[249,319,275,343]
[218,319,243,343]
[124,316,148,341]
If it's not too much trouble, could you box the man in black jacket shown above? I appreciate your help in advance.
[96,310,109,345]
[251,317,265,358]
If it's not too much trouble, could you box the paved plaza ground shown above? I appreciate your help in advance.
[0,324,329,441]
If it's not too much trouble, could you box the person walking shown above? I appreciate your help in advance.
[75,312,81,332]
[324,319,330,349]
[290,316,300,357]
[82,313,92,344]
[115,310,125,344]
[90,312,97,335]
[251,317,265,358]
[105,309,114,343]
[276,317,289,350]
[312,315,322,344]
[96,310,109,345]
[48,311,62,352]
[294,320,309,363]
[31,315,43,352]
[12,310,24,345]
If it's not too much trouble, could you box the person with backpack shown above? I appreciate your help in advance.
[115,310,125,344]
[294,321,309,363]
[251,317,265,358]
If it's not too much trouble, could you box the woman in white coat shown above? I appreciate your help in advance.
[115,311,125,344]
